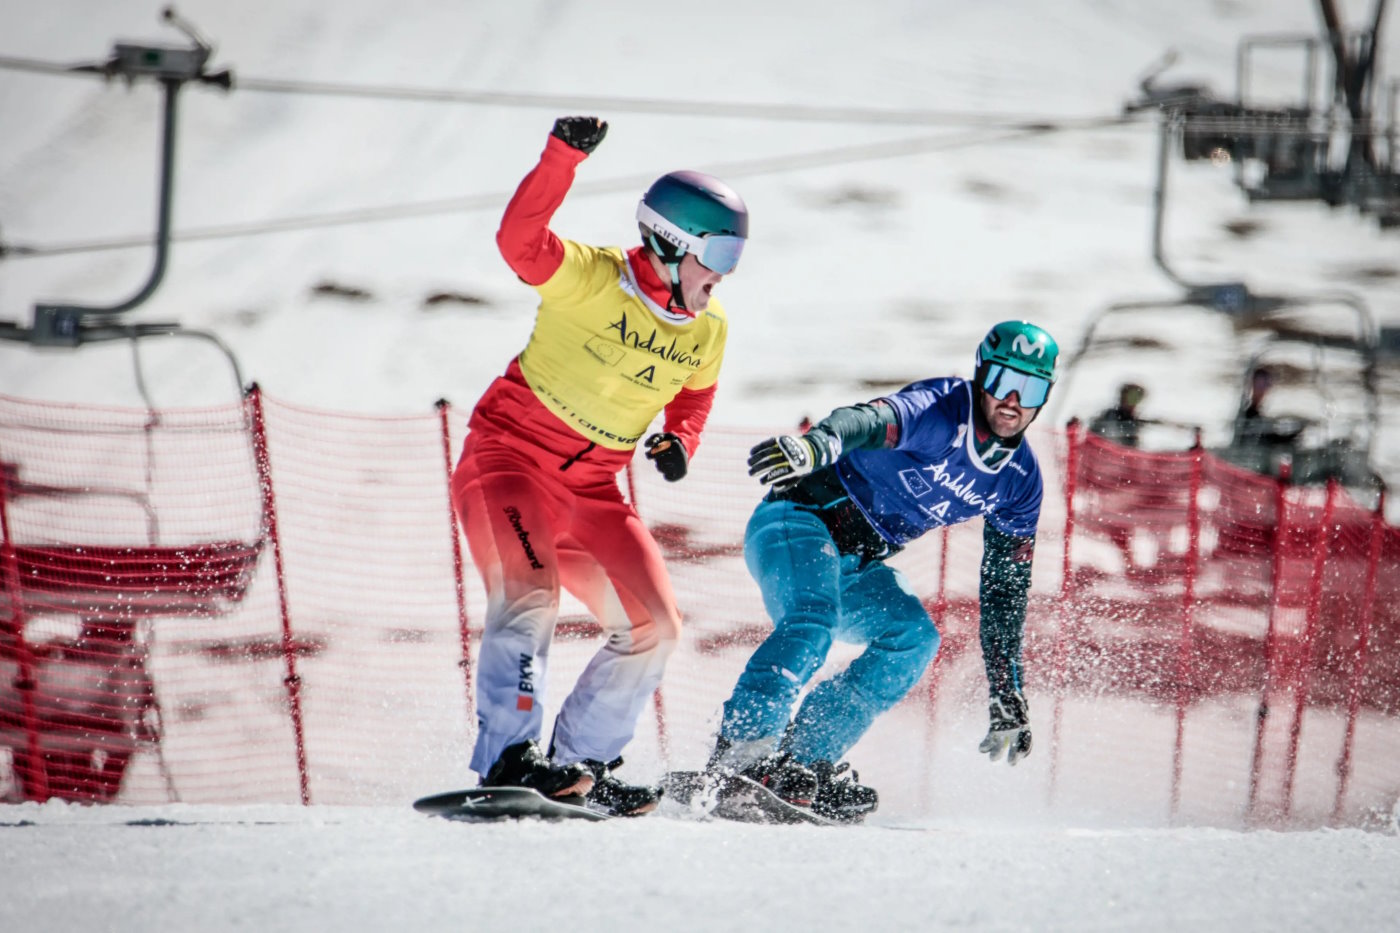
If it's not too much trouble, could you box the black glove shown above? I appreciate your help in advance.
[550,116,608,154]
[978,690,1032,765]
[645,433,688,482]
[747,432,839,491]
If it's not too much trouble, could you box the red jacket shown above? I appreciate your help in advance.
[492,135,717,460]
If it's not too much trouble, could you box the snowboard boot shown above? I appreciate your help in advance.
[809,759,878,823]
[581,756,663,817]
[483,740,595,802]
[708,736,818,808]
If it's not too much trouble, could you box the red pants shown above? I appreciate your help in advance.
[452,374,681,774]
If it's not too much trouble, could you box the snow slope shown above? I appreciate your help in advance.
[2,800,1399,933]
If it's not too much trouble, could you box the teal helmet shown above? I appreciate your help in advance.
[637,171,748,281]
[639,170,748,240]
[974,321,1060,408]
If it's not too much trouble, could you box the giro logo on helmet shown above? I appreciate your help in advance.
[655,229,686,249]
[637,171,749,278]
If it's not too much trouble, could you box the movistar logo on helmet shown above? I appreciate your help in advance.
[977,320,1059,382]
[1012,334,1047,358]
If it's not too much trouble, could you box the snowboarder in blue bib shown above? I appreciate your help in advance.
[709,320,1058,821]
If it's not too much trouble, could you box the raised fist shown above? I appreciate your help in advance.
[550,116,608,154]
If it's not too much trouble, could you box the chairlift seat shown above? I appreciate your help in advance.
[2,540,264,618]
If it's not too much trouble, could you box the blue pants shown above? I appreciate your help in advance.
[720,499,940,764]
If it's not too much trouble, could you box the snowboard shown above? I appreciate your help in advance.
[660,770,836,826]
[413,786,612,822]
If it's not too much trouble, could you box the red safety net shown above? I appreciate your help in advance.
[1059,424,1399,828]
[1,393,1396,828]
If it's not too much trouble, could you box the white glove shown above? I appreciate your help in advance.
[747,433,839,490]
[978,690,1032,766]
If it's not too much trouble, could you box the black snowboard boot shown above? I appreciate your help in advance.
[484,740,594,801]
[809,759,878,822]
[582,756,663,817]
[741,754,819,807]
[708,736,818,807]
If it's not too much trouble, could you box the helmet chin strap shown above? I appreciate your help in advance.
[645,231,688,312]
[665,261,687,312]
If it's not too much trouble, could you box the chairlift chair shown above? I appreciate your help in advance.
[1214,331,1382,492]
[0,428,266,804]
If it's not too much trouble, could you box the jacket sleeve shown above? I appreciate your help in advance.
[979,523,1035,697]
[662,384,717,458]
[806,400,899,458]
[496,135,590,286]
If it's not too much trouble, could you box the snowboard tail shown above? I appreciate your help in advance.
[413,786,612,822]
[661,770,835,826]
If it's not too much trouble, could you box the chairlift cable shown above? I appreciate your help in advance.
[230,72,1394,136]
[0,54,85,79]
[0,120,1126,259]
[0,53,1138,130]
[234,74,1130,130]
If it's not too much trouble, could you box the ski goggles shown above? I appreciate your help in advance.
[636,202,746,274]
[980,363,1053,408]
